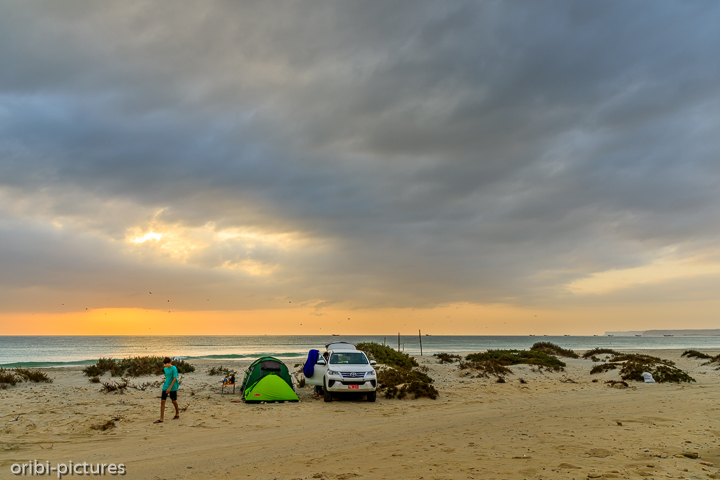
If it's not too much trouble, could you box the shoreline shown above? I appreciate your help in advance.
[4,346,720,369]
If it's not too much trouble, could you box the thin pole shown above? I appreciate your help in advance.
[419,329,423,356]
[383,337,386,347]
[397,333,400,351]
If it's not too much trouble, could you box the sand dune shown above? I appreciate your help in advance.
[2,350,720,479]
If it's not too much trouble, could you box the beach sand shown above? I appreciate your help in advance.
[2,350,720,479]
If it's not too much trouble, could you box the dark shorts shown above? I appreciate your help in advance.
[161,389,177,401]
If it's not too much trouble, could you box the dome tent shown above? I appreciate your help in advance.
[240,356,299,403]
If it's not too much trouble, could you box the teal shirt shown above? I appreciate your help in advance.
[163,365,179,391]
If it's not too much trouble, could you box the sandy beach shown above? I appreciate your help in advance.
[2,350,720,480]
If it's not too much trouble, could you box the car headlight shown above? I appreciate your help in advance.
[365,370,376,377]
[328,370,341,376]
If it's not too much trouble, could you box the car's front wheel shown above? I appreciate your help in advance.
[323,379,332,402]
[367,390,376,402]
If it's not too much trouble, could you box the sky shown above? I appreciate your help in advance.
[1,1,720,335]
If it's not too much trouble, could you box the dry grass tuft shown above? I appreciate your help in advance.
[100,379,128,394]
[90,416,123,431]
[207,366,237,376]
[605,380,629,388]
[129,380,161,391]
[90,420,116,431]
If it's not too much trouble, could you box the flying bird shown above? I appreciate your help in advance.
[149,292,152,294]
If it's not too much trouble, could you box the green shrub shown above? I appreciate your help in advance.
[13,368,52,383]
[459,358,513,378]
[378,367,433,386]
[356,343,418,369]
[466,350,566,370]
[460,350,566,378]
[619,358,694,383]
[582,348,619,359]
[590,363,619,374]
[681,350,712,359]
[0,368,53,386]
[82,364,104,377]
[434,353,461,364]
[0,369,18,386]
[378,367,438,400]
[588,352,694,383]
[83,357,195,378]
[530,342,579,359]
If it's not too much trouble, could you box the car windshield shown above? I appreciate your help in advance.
[329,352,368,365]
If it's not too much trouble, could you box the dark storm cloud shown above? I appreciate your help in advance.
[1,0,720,312]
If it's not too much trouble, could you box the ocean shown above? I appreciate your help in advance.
[2,335,720,367]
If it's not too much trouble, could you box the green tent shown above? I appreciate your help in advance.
[241,356,298,403]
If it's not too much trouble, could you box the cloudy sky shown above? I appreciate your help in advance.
[1,1,720,335]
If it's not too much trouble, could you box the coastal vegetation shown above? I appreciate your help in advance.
[0,368,52,388]
[82,357,195,378]
[357,343,437,399]
[702,354,720,368]
[530,342,579,359]
[680,350,720,371]
[681,350,712,359]
[434,353,462,364]
[356,342,418,369]
[100,379,129,394]
[460,349,567,379]
[582,348,618,362]
[207,366,237,377]
[586,349,695,383]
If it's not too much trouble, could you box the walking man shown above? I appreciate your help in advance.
[154,357,179,423]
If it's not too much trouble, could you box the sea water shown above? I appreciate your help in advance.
[2,335,720,367]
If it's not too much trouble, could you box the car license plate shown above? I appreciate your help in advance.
[348,385,359,389]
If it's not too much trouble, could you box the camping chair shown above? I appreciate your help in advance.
[221,376,236,394]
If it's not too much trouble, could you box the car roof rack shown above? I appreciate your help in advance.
[325,341,357,350]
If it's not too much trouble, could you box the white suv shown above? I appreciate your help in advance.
[305,342,377,402]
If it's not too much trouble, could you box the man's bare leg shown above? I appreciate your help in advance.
[157,399,166,423]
